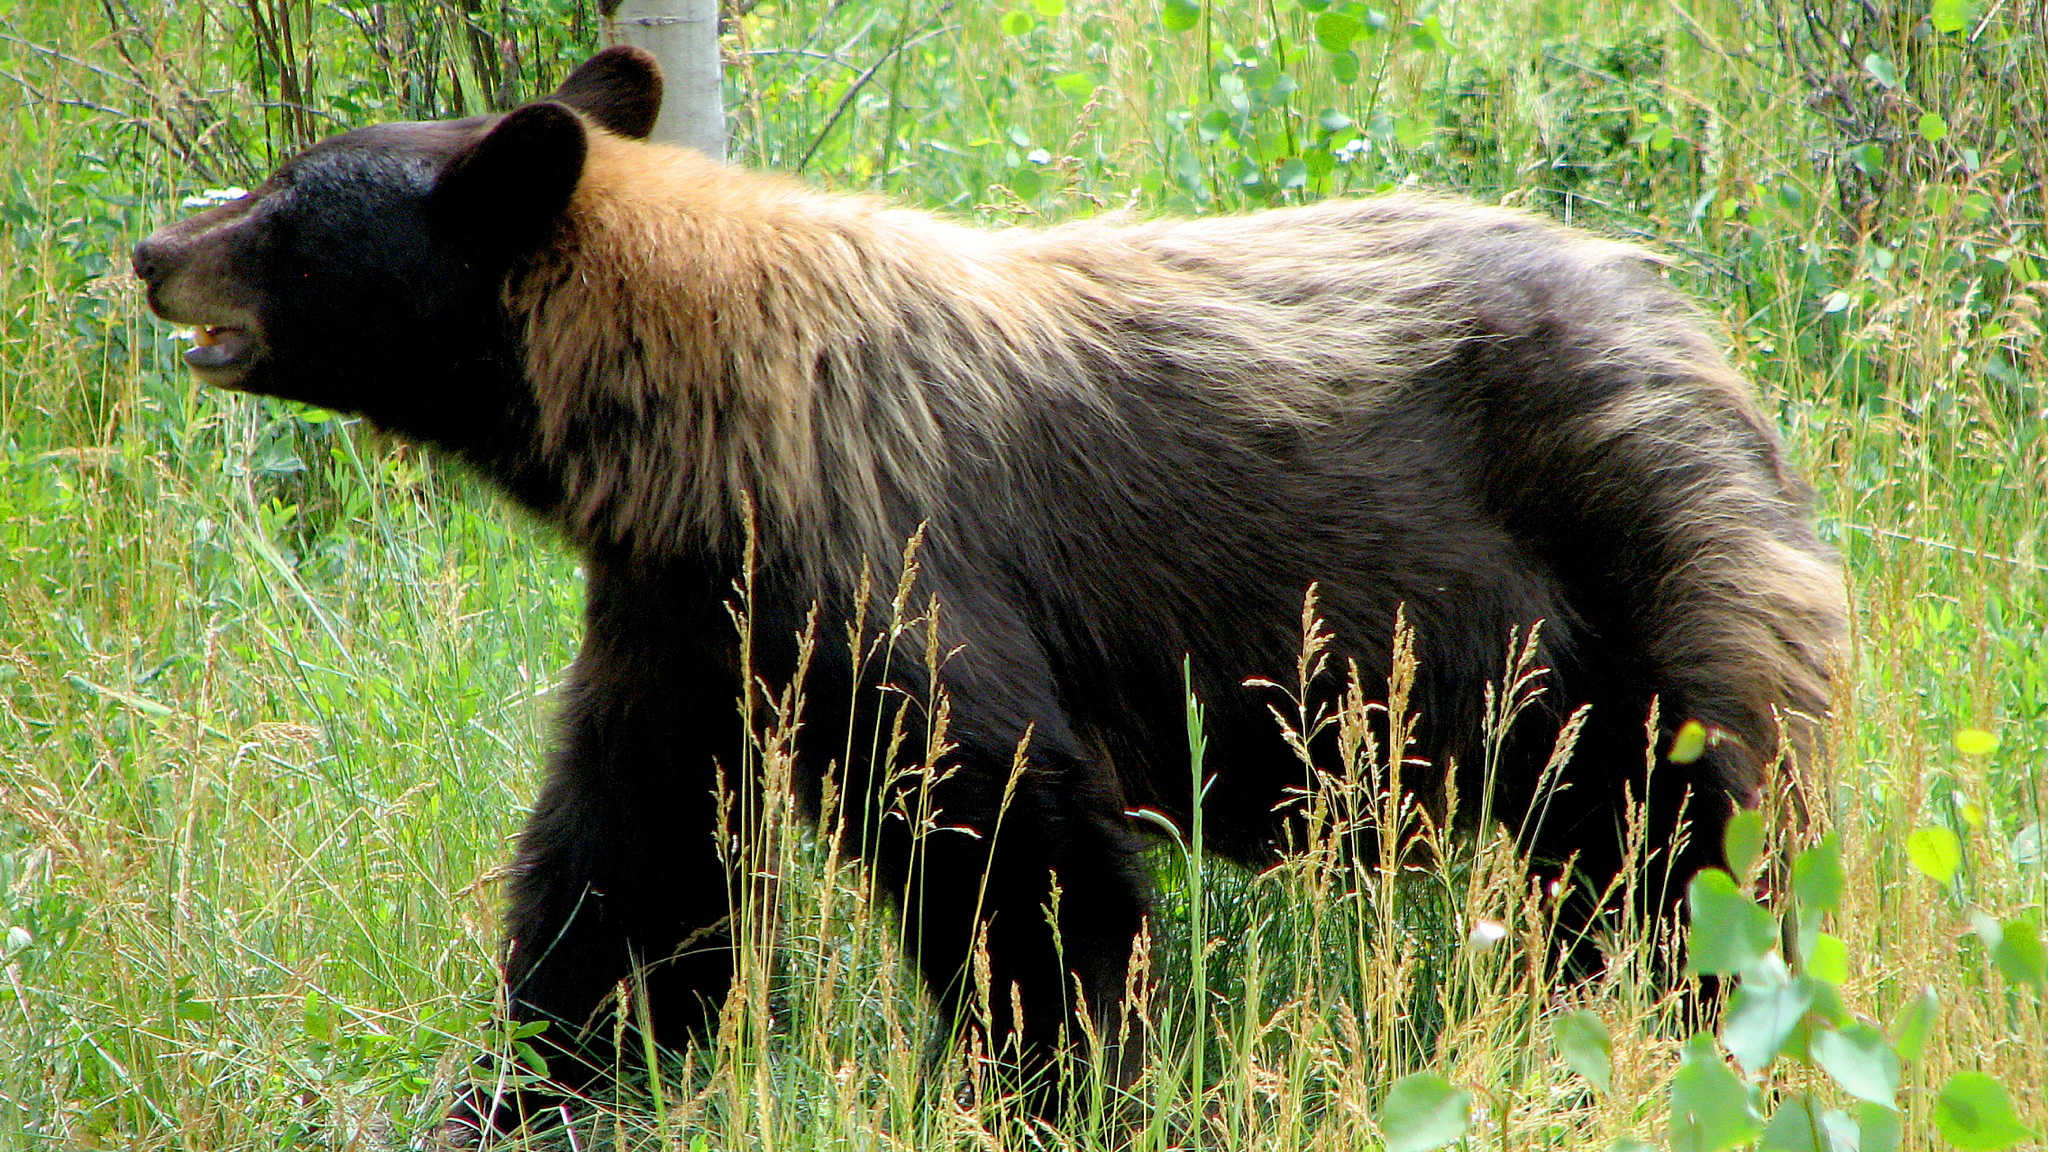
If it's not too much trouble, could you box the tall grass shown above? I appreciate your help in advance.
[0,1,2042,1149]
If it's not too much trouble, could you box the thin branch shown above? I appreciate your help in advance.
[794,14,955,174]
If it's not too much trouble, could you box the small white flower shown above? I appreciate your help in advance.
[179,186,249,209]
[1467,919,1508,950]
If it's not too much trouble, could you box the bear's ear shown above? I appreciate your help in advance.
[549,46,663,140]
[434,100,588,257]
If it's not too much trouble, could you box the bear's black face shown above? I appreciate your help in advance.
[131,46,663,456]
[134,122,503,430]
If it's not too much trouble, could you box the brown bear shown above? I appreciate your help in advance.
[132,46,1844,1141]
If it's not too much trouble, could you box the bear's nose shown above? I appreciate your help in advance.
[131,235,174,285]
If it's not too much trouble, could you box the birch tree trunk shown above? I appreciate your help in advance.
[601,0,725,158]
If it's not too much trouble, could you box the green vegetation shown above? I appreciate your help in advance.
[1,0,2042,1148]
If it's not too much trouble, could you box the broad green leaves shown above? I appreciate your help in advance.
[1160,0,1199,33]
[1376,1072,1471,1152]
[1759,1094,1857,1152]
[1974,915,2048,988]
[1659,829,2042,1152]
[1725,809,1767,881]
[1935,1073,2039,1151]
[1313,10,1362,51]
[1722,976,1813,1075]
[1793,835,1846,913]
[1931,0,1979,34]
[1907,826,1962,885]
[1669,1034,1763,1152]
[1888,987,1939,1064]
[1553,1008,1613,1092]
[1688,869,1779,976]
[1810,1024,1900,1109]
[1670,718,1709,764]
[1953,727,1998,757]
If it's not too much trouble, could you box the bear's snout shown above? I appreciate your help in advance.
[132,210,268,384]
[129,235,171,285]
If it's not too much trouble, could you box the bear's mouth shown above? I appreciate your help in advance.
[186,324,255,370]
[169,317,265,387]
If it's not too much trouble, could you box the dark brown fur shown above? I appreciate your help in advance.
[132,47,1845,1141]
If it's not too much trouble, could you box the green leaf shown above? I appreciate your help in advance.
[1277,157,1308,190]
[1761,1093,1859,1152]
[1907,826,1962,884]
[1031,0,1064,15]
[1053,72,1096,100]
[1670,718,1709,763]
[1858,1102,1902,1152]
[1889,987,1939,1064]
[1863,53,1900,89]
[1408,14,1449,52]
[1917,113,1950,143]
[1609,1140,1656,1152]
[1954,727,1997,756]
[1376,1072,1472,1152]
[1553,1009,1613,1092]
[1724,810,1766,880]
[1722,977,1814,1075]
[512,1038,550,1079]
[1328,48,1360,84]
[1935,1072,2039,1151]
[1811,1024,1900,1110]
[1161,0,1200,33]
[1990,917,2046,988]
[1008,165,1044,199]
[1313,10,1363,50]
[1848,142,1886,176]
[303,991,334,1043]
[1804,932,1850,984]
[1000,9,1035,36]
[1794,835,1846,913]
[174,988,216,1022]
[1688,869,1779,976]
[1931,0,1977,34]
[1669,1033,1763,1152]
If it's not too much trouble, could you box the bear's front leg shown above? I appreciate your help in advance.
[872,727,1155,1119]
[447,560,752,1144]
[447,742,740,1140]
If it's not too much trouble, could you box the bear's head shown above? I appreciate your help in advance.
[131,47,663,479]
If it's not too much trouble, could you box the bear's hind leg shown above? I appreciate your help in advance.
[1515,699,1750,992]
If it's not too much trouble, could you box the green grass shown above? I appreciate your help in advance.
[1,0,2043,1148]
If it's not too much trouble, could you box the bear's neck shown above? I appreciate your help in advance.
[505,135,1116,577]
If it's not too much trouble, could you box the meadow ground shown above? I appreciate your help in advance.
[0,1,2042,1149]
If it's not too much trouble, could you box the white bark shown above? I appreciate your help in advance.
[605,0,725,158]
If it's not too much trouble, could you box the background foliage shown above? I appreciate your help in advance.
[0,0,2042,1149]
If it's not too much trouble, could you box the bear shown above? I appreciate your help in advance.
[131,46,1845,1141]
